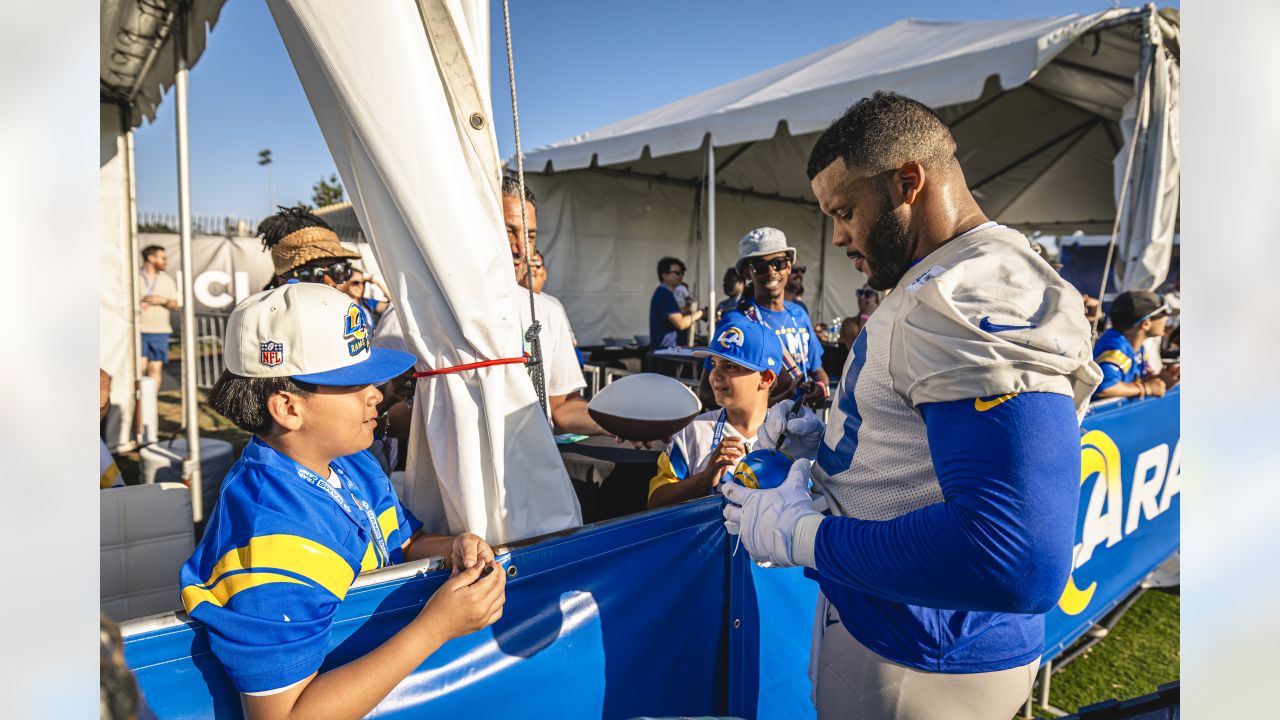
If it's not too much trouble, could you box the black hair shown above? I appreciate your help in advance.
[256,205,334,252]
[722,266,742,283]
[501,176,537,206]
[206,370,315,435]
[806,91,957,180]
[141,244,165,261]
[657,256,685,281]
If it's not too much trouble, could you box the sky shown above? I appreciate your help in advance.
[133,0,1173,220]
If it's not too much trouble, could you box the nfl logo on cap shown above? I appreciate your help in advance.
[259,341,284,367]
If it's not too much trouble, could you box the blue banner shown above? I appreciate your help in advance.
[125,391,1177,718]
[126,501,730,719]
[1043,388,1181,660]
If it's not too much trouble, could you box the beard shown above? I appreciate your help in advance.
[859,180,915,291]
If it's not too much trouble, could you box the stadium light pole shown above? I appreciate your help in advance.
[259,148,274,214]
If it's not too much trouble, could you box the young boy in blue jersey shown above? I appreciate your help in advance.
[182,281,506,720]
[1092,289,1180,400]
[648,320,781,509]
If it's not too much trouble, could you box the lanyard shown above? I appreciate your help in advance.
[743,300,805,381]
[140,271,158,297]
[333,465,392,567]
[296,462,392,568]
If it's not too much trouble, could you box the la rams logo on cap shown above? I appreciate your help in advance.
[344,304,369,356]
[259,341,284,367]
[717,327,745,349]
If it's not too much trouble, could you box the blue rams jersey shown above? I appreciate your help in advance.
[1092,329,1146,396]
[179,437,421,693]
[717,299,824,376]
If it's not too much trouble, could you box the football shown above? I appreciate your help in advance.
[587,373,701,442]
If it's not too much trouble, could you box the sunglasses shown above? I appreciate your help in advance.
[287,260,353,285]
[792,265,807,274]
[857,288,879,298]
[749,257,791,274]
[530,261,545,269]
[667,268,686,276]
[347,280,365,287]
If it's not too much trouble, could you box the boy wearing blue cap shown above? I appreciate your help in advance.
[648,320,781,509]
[181,282,506,720]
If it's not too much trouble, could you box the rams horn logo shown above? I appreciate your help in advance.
[344,304,370,356]
[717,327,745,350]
[259,341,284,367]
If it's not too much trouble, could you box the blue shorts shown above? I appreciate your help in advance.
[141,333,170,363]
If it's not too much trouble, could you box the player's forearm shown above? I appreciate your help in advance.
[808,393,1080,613]
[246,615,449,720]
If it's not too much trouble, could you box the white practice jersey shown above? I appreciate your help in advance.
[813,222,1102,520]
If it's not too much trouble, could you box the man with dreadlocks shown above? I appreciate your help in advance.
[258,205,363,290]
[721,92,1103,719]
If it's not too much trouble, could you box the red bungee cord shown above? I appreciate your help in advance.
[412,354,530,378]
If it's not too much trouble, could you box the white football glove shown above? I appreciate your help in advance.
[755,399,825,461]
[721,458,824,568]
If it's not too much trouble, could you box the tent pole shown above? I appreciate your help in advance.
[174,17,203,523]
[124,113,143,449]
[705,139,716,336]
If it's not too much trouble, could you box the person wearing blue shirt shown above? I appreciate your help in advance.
[722,92,1104,720]
[182,281,506,720]
[701,228,829,409]
[649,256,704,349]
[1092,289,1180,400]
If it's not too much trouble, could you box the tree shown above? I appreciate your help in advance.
[311,174,345,208]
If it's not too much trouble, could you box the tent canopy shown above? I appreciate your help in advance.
[518,8,1179,344]
[100,0,227,127]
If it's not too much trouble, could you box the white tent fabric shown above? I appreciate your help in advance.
[1111,11,1181,292]
[520,8,1179,345]
[269,0,580,544]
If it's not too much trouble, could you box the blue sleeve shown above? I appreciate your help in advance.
[656,288,680,316]
[811,392,1080,614]
[1095,362,1124,392]
[180,507,354,692]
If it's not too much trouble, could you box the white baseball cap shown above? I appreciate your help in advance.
[224,281,415,386]
[736,227,796,272]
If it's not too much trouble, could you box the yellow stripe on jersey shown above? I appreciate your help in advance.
[648,452,681,502]
[181,571,310,612]
[100,463,120,489]
[194,534,355,604]
[1095,349,1132,372]
[360,544,378,572]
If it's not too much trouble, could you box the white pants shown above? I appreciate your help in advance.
[810,595,1038,720]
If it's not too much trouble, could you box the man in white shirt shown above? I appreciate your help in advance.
[503,178,604,436]
[138,244,180,388]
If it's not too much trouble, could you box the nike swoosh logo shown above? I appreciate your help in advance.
[974,393,1019,412]
[979,316,1037,333]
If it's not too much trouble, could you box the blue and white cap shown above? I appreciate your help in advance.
[693,320,782,374]
[224,281,415,386]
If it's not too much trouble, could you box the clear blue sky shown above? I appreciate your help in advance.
[134,0,1172,219]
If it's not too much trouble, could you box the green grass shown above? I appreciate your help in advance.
[1033,589,1179,717]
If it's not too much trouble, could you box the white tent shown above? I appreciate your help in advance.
[100,0,226,515]
[521,7,1180,345]
[269,0,581,544]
